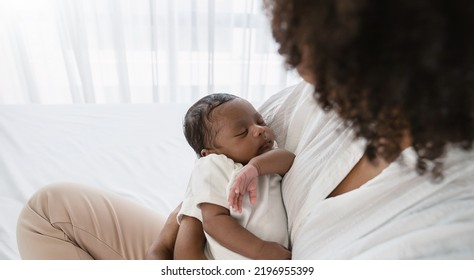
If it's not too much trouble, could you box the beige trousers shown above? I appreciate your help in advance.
[16,183,166,260]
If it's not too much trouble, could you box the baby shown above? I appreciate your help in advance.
[175,93,295,259]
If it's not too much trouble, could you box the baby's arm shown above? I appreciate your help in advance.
[249,148,295,176]
[174,215,207,260]
[200,202,291,259]
[229,148,295,212]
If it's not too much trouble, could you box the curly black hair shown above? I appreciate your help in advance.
[264,0,474,176]
[183,93,238,157]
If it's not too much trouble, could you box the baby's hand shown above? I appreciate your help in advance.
[228,164,259,213]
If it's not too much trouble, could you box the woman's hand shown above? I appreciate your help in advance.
[256,241,292,260]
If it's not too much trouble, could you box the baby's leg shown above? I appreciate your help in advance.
[16,182,166,259]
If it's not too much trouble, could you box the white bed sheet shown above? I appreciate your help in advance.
[0,104,197,259]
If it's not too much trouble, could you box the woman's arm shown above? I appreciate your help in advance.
[146,204,208,260]
[174,215,207,260]
[200,202,291,260]
[145,203,181,260]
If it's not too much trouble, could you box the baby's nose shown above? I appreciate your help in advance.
[253,125,265,137]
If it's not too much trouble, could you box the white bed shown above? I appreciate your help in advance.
[0,103,197,259]
[2,82,473,259]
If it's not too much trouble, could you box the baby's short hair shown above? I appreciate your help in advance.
[183,93,238,157]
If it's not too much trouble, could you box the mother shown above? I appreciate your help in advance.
[17,0,474,259]
[262,0,474,258]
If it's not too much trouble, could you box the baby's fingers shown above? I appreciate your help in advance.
[236,192,244,213]
[247,179,258,205]
[228,177,241,204]
[229,193,243,213]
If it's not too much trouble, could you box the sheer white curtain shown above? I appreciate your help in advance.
[0,0,300,104]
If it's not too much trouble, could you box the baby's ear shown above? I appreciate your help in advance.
[200,149,213,157]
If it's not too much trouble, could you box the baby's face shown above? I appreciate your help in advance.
[206,98,275,164]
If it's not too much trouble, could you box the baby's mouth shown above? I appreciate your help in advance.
[258,139,273,154]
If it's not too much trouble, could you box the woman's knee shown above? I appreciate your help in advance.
[21,182,104,228]
[26,182,85,212]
